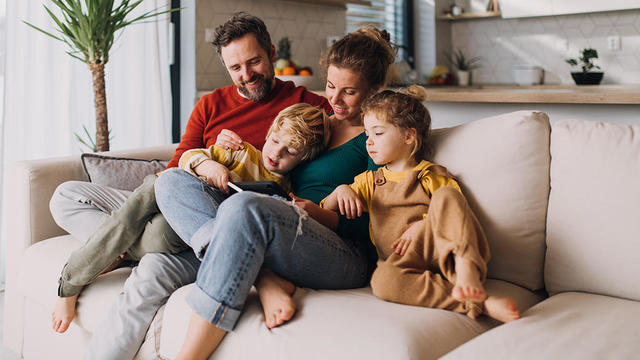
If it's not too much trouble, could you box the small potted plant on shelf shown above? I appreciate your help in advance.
[444,48,482,86]
[565,48,604,85]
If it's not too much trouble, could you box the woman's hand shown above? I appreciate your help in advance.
[215,129,244,150]
[289,193,339,231]
[392,220,425,256]
[194,160,231,193]
[334,185,364,219]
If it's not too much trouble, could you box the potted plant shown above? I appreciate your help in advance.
[445,48,482,86]
[25,0,178,152]
[565,48,603,85]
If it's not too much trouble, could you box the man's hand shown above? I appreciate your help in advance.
[215,129,244,150]
[392,220,425,256]
[194,160,231,193]
[334,185,365,219]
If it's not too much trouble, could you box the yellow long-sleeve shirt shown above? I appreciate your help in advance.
[323,160,461,245]
[178,141,290,192]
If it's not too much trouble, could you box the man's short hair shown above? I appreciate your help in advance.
[211,12,272,61]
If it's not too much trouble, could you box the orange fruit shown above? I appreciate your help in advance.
[282,66,296,76]
[274,68,283,76]
[298,69,311,76]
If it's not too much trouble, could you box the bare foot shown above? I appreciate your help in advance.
[484,296,521,323]
[51,294,79,333]
[255,269,296,329]
[452,256,487,302]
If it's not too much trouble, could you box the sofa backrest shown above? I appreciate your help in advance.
[545,119,640,301]
[430,111,550,291]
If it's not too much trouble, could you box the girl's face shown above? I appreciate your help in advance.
[262,129,304,174]
[325,65,371,123]
[364,112,416,170]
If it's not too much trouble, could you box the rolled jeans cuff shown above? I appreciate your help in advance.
[186,284,241,332]
[58,278,84,297]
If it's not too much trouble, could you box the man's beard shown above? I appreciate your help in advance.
[238,69,274,102]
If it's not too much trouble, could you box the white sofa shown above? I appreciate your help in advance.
[4,110,640,359]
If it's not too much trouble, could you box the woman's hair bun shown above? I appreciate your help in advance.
[356,27,391,44]
[405,85,427,102]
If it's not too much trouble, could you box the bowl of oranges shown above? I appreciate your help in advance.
[274,37,313,88]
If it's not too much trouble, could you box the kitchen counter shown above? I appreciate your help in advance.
[309,85,639,105]
[417,85,640,105]
[198,85,640,105]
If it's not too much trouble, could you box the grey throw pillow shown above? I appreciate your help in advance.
[81,153,169,191]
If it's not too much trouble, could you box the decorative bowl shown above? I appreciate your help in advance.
[276,75,314,88]
[571,72,603,85]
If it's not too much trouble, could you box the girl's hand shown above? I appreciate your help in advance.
[194,160,231,193]
[335,185,364,219]
[392,220,425,256]
[215,129,244,150]
[289,193,339,230]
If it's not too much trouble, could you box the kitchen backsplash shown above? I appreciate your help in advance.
[195,0,345,91]
[451,9,640,85]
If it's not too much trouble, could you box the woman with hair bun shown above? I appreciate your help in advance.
[322,86,521,323]
[168,27,397,359]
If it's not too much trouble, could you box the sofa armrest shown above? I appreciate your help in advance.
[2,143,177,355]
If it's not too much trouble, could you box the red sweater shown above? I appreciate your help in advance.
[167,79,331,168]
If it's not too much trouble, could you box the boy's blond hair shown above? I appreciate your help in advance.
[266,103,331,162]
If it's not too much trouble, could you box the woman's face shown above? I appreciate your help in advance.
[325,65,371,123]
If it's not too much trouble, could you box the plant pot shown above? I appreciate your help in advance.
[571,72,603,85]
[457,70,470,86]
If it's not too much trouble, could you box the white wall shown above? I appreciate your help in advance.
[450,10,640,85]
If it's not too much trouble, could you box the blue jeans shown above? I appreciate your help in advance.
[155,169,370,331]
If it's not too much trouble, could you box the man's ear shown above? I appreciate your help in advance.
[270,44,277,62]
[404,128,417,145]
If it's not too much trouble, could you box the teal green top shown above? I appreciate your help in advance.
[291,132,379,264]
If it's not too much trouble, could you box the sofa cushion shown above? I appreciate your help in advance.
[157,280,544,360]
[21,235,131,332]
[441,292,640,359]
[546,119,640,300]
[430,111,550,291]
[81,153,168,191]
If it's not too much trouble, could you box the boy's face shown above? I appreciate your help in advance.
[262,129,304,174]
[220,34,276,101]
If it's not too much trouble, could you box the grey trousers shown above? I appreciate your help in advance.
[56,175,188,297]
[50,180,198,360]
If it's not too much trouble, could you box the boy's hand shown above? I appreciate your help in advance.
[194,160,231,193]
[335,185,364,219]
[215,129,244,150]
[392,220,425,256]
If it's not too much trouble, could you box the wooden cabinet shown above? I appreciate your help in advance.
[500,0,553,18]
[501,0,640,18]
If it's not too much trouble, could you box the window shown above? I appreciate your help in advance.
[346,0,413,65]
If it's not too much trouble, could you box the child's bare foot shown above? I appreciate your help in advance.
[452,256,486,302]
[51,294,79,333]
[255,269,296,329]
[484,296,521,323]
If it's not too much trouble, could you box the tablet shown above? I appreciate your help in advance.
[228,181,291,200]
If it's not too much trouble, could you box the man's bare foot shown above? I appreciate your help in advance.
[255,269,296,329]
[484,296,521,323]
[51,294,79,333]
[452,256,487,302]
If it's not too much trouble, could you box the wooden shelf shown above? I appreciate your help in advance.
[437,11,501,21]
[285,0,371,7]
